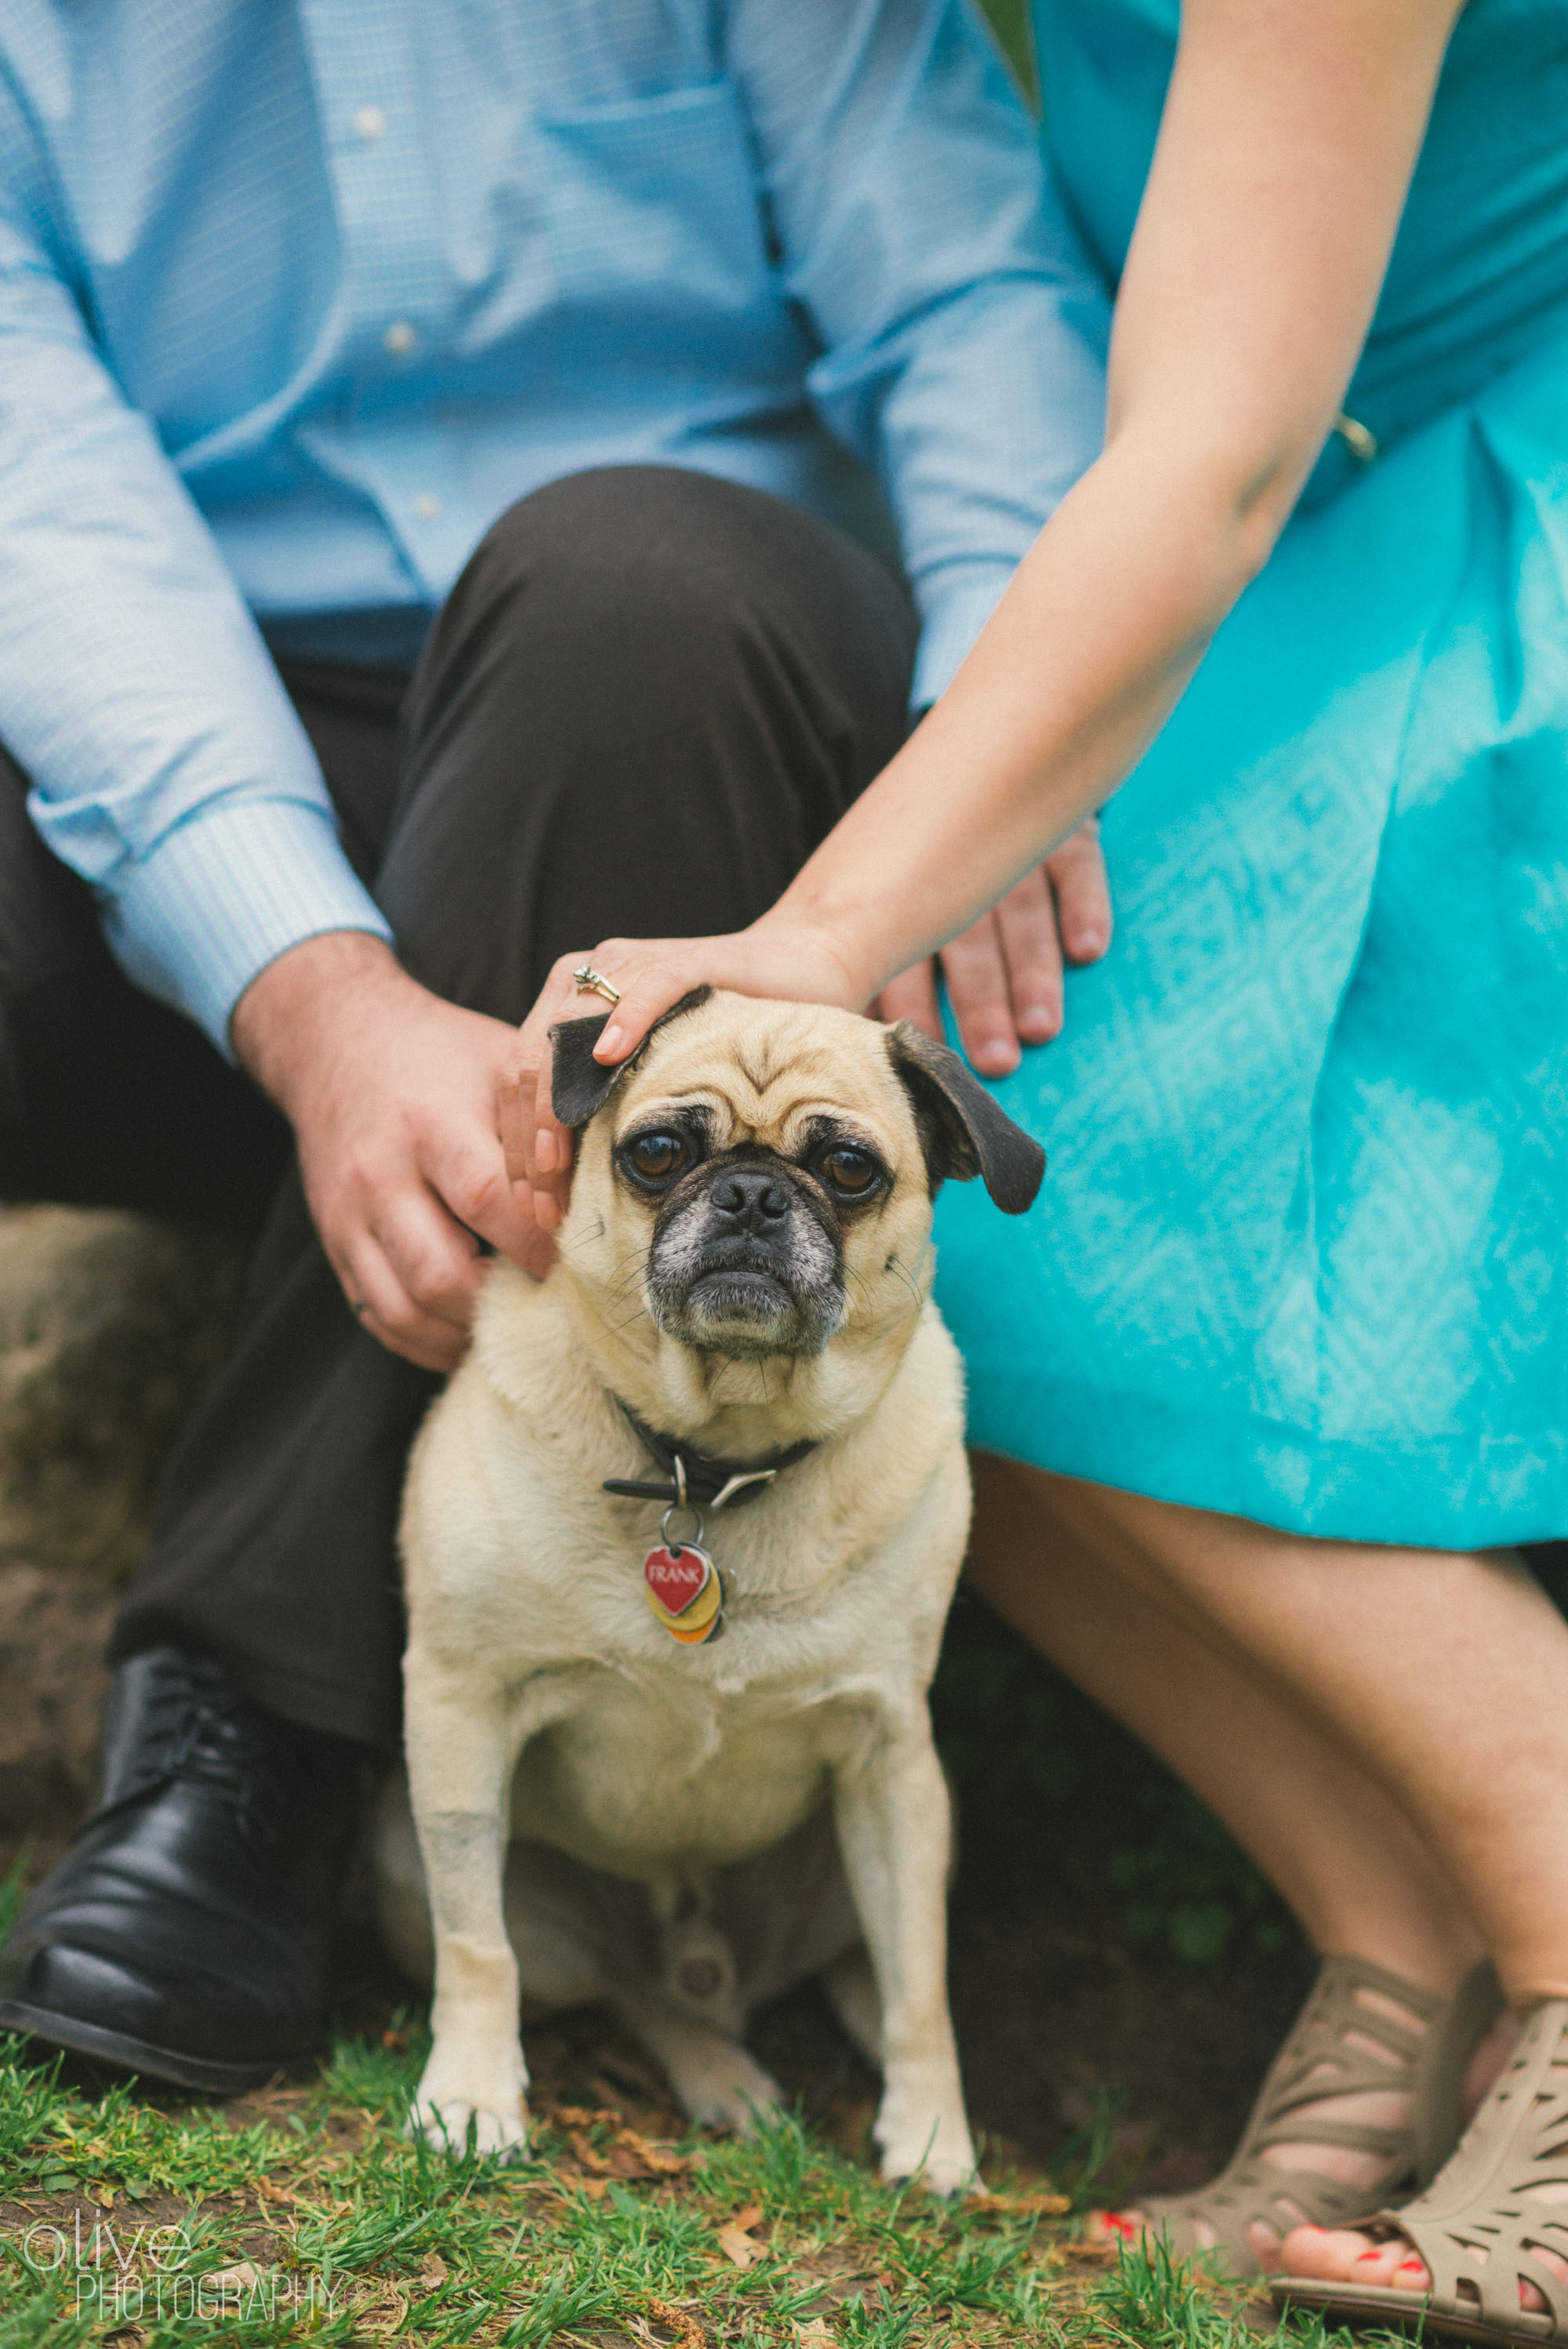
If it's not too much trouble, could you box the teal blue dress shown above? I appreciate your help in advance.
[934,0,1568,1547]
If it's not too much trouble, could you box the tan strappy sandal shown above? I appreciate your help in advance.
[1272,1993,1568,2344]
[1117,1953,1504,2280]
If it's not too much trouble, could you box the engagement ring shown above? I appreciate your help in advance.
[572,964,622,1005]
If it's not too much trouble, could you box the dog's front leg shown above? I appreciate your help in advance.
[829,1708,975,2196]
[404,1650,531,2157]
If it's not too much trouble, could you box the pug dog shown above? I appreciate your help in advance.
[376,988,1043,2193]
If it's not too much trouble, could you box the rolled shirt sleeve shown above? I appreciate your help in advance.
[0,222,390,1054]
[730,0,1111,707]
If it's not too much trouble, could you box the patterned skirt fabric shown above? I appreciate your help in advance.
[935,326,1568,1548]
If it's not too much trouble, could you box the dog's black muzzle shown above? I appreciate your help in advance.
[647,1156,844,1356]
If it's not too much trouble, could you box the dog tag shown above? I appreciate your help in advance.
[643,1543,724,1643]
[644,1542,712,1617]
[644,1567,720,1635]
[666,1606,723,1646]
[652,1577,722,1641]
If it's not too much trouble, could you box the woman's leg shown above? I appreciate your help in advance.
[1029,1474,1568,2006]
[969,1454,1494,2264]
[983,1461,1568,2305]
[971,1454,1483,1990]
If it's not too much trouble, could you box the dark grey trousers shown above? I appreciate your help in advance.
[0,467,916,1751]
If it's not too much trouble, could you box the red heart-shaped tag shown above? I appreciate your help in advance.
[643,1543,712,1617]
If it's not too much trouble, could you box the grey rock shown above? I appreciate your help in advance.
[0,1560,118,1839]
[0,1207,243,1836]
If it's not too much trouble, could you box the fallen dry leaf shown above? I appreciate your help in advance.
[1061,2238,1115,2264]
[419,2250,448,2287]
[796,2323,837,2348]
[567,2129,612,2174]
[714,2220,764,2270]
[552,2103,622,2129]
[255,2179,296,2207]
[728,2203,763,2232]
[208,2263,262,2293]
[644,2296,706,2348]
[615,2126,691,2177]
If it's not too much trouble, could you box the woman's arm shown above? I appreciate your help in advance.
[509,0,1465,1218]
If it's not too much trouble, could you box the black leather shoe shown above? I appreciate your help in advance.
[0,1644,365,2093]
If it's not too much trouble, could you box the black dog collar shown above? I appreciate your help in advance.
[603,1401,816,1513]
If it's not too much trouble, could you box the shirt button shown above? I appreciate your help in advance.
[383,320,418,356]
[353,103,387,140]
[412,493,443,521]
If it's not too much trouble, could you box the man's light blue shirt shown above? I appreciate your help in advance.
[0,0,1108,1051]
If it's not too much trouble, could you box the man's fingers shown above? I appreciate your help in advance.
[1045,819,1112,964]
[336,1233,467,1374]
[995,867,1065,1044]
[875,960,943,1040]
[423,1126,541,1269]
[940,913,1020,1077]
[497,1058,538,1191]
[370,1183,486,1332]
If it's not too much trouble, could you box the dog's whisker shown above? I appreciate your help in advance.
[551,1218,608,1255]
[885,1254,926,1316]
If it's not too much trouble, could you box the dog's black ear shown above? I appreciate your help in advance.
[549,986,715,1129]
[549,1011,621,1127]
[886,1021,1045,1214]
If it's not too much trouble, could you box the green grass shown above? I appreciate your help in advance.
[0,2024,1404,2347]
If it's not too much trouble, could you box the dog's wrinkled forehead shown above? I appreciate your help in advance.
[549,986,1045,1211]
[612,998,909,1156]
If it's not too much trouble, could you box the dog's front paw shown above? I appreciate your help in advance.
[409,2064,529,2159]
[874,2065,976,2198]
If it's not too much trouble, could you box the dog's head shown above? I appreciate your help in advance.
[548,991,1041,1407]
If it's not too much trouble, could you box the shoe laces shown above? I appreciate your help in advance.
[101,1650,288,1845]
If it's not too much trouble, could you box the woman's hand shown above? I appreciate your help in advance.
[875,821,1112,1073]
[497,918,864,1235]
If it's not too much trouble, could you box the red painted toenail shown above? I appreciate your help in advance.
[1396,2260,1426,2278]
[1356,2249,1386,2264]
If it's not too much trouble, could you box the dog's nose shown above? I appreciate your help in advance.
[709,1168,790,1232]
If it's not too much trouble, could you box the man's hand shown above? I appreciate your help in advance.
[875,821,1111,1073]
[232,934,549,1372]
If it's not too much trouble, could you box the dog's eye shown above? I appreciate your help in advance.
[819,1145,881,1199]
[624,1131,689,1185]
